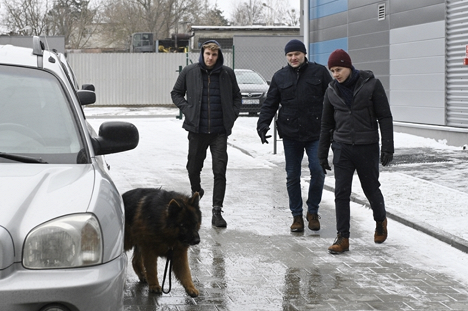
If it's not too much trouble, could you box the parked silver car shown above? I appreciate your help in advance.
[234,69,270,115]
[0,37,139,311]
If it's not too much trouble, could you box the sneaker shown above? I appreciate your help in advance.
[290,215,304,232]
[192,188,204,199]
[328,234,349,254]
[306,212,321,231]
[212,206,227,227]
[374,218,388,243]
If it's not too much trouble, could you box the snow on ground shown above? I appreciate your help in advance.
[85,106,468,246]
[85,106,468,287]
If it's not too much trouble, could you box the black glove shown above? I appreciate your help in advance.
[257,128,272,144]
[381,152,393,166]
[319,158,331,174]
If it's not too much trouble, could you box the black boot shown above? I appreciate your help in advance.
[212,206,227,227]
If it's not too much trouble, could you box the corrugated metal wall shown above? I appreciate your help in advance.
[68,53,184,106]
[67,52,233,106]
[446,0,468,128]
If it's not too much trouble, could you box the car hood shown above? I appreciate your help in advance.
[238,83,269,93]
[0,164,95,267]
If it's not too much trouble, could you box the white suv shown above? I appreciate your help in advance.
[0,37,139,311]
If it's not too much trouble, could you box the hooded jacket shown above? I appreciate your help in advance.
[171,40,242,135]
[257,59,332,141]
[317,70,394,160]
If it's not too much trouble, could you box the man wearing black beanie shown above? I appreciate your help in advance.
[257,39,332,233]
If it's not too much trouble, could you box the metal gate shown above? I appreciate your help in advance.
[446,0,468,128]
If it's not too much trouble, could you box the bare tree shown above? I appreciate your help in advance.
[100,0,205,49]
[1,0,51,35]
[231,0,264,26]
[99,0,142,49]
[47,0,100,48]
[285,8,299,26]
[260,0,298,26]
[1,0,100,48]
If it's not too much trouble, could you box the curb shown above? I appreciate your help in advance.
[323,183,468,254]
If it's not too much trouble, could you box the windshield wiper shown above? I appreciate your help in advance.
[0,152,47,164]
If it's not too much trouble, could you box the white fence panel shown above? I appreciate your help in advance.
[67,52,233,106]
[67,53,188,106]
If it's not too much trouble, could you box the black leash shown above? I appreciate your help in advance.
[161,248,174,294]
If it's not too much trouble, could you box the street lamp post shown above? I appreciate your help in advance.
[262,3,273,26]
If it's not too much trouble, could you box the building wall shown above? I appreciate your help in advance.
[306,0,468,144]
[390,21,445,125]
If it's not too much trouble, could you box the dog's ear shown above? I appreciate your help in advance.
[189,192,200,208]
[167,199,182,216]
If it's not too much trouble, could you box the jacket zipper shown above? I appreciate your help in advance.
[207,72,211,133]
[331,76,371,145]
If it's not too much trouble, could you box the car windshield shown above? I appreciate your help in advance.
[0,65,86,164]
[236,71,266,85]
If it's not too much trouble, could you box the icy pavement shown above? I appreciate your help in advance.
[85,107,468,310]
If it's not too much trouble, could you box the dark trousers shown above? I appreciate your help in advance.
[187,132,228,207]
[332,142,386,238]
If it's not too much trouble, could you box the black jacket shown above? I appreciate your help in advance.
[257,59,332,141]
[317,70,394,160]
[171,41,242,136]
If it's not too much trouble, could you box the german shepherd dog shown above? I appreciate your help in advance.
[122,188,202,297]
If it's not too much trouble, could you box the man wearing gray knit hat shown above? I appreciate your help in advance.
[257,39,332,233]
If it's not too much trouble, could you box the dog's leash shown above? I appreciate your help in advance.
[161,248,174,294]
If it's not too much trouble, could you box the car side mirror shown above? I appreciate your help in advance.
[82,84,95,91]
[92,121,139,155]
[77,90,96,105]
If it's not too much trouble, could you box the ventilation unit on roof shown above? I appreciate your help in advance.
[378,3,385,21]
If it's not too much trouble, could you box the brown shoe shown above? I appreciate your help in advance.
[290,215,304,232]
[328,234,349,254]
[306,212,321,231]
[374,218,388,243]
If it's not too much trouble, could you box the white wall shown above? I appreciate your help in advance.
[389,21,446,125]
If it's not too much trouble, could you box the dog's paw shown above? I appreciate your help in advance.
[149,285,162,294]
[185,286,199,297]
[138,277,147,284]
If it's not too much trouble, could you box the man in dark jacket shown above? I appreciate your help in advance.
[318,49,394,254]
[257,39,332,232]
[171,40,242,227]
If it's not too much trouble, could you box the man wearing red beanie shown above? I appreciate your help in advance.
[257,39,332,232]
[318,49,394,254]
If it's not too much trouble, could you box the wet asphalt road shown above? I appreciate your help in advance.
[87,115,468,311]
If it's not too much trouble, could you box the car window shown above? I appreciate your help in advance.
[0,65,86,164]
[236,71,267,85]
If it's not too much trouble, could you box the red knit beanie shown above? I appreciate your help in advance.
[328,49,352,69]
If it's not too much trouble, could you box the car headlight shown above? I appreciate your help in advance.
[23,214,102,269]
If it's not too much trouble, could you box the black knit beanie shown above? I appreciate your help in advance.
[284,39,307,55]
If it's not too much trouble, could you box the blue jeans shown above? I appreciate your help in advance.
[283,138,325,217]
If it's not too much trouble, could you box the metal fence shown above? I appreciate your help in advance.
[66,38,297,107]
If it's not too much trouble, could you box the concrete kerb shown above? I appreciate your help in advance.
[323,183,468,254]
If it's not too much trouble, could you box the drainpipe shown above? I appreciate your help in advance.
[303,0,309,55]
